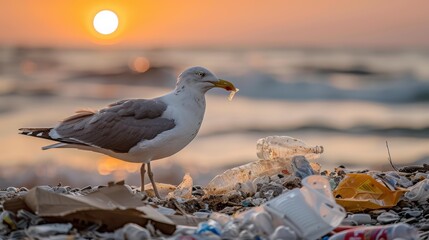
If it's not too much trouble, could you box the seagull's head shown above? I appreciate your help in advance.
[176,66,237,93]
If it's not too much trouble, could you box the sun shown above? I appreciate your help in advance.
[93,10,119,35]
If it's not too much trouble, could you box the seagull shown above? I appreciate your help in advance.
[19,66,238,199]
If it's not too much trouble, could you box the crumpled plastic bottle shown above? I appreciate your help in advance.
[256,136,324,161]
[328,223,419,240]
[205,158,301,194]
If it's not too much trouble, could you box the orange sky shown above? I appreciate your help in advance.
[1,0,429,49]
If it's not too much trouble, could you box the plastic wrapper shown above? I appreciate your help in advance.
[143,174,195,199]
[0,211,16,230]
[270,225,297,240]
[405,179,429,203]
[26,223,73,238]
[346,213,372,225]
[370,171,413,190]
[292,155,316,179]
[114,223,151,240]
[17,209,44,226]
[209,212,233,227]
[196,219,222,236]
[167,173,193,199]
[144,183,176,199]
[333,173,407,212]
[376,211,400,224]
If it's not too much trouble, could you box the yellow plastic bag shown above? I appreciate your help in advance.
[333,173,407,212]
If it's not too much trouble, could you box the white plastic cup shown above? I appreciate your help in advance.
[264,175,346,240]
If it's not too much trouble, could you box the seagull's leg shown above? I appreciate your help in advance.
[140,163,146,192]
[147,162,161,199]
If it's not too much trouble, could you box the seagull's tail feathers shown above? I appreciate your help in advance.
[19,127,53,140]
[19,127,88,151]
[19,128,72,150]
[42,143,68,150]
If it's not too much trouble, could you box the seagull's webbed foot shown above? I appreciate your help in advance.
[147,162,162,199]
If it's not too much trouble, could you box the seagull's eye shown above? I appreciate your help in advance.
[196,71,206,78]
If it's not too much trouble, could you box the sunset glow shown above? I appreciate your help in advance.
[97,157,139,176]
[1,0,429,48]
[93,10,118,35]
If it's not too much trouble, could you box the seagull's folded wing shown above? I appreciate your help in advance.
[54,99,176,153]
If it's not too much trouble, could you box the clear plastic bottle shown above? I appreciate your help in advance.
[256,136,324,161]
[328,223,419,240]
[205,158,297,194]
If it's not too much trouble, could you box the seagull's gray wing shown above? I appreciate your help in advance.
[54,99,175,153]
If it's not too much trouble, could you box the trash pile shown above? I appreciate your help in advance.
[1,136,428,239]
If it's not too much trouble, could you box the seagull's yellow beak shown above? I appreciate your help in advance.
[211,79,238,91]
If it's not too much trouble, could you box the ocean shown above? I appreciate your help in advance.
[0,47,428,188]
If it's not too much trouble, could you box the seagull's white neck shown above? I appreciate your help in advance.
[164,84,207,111]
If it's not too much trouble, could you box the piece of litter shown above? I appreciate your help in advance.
[114,223,151,240]
[144,183,176,199]
[27,223,73,238]
[4,184,178,234]
[228,88,239,101]
[256,136,323,161]
[333,173,407,212]
[167,173,193,199]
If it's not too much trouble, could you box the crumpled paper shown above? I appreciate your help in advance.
[4,183,179,233]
